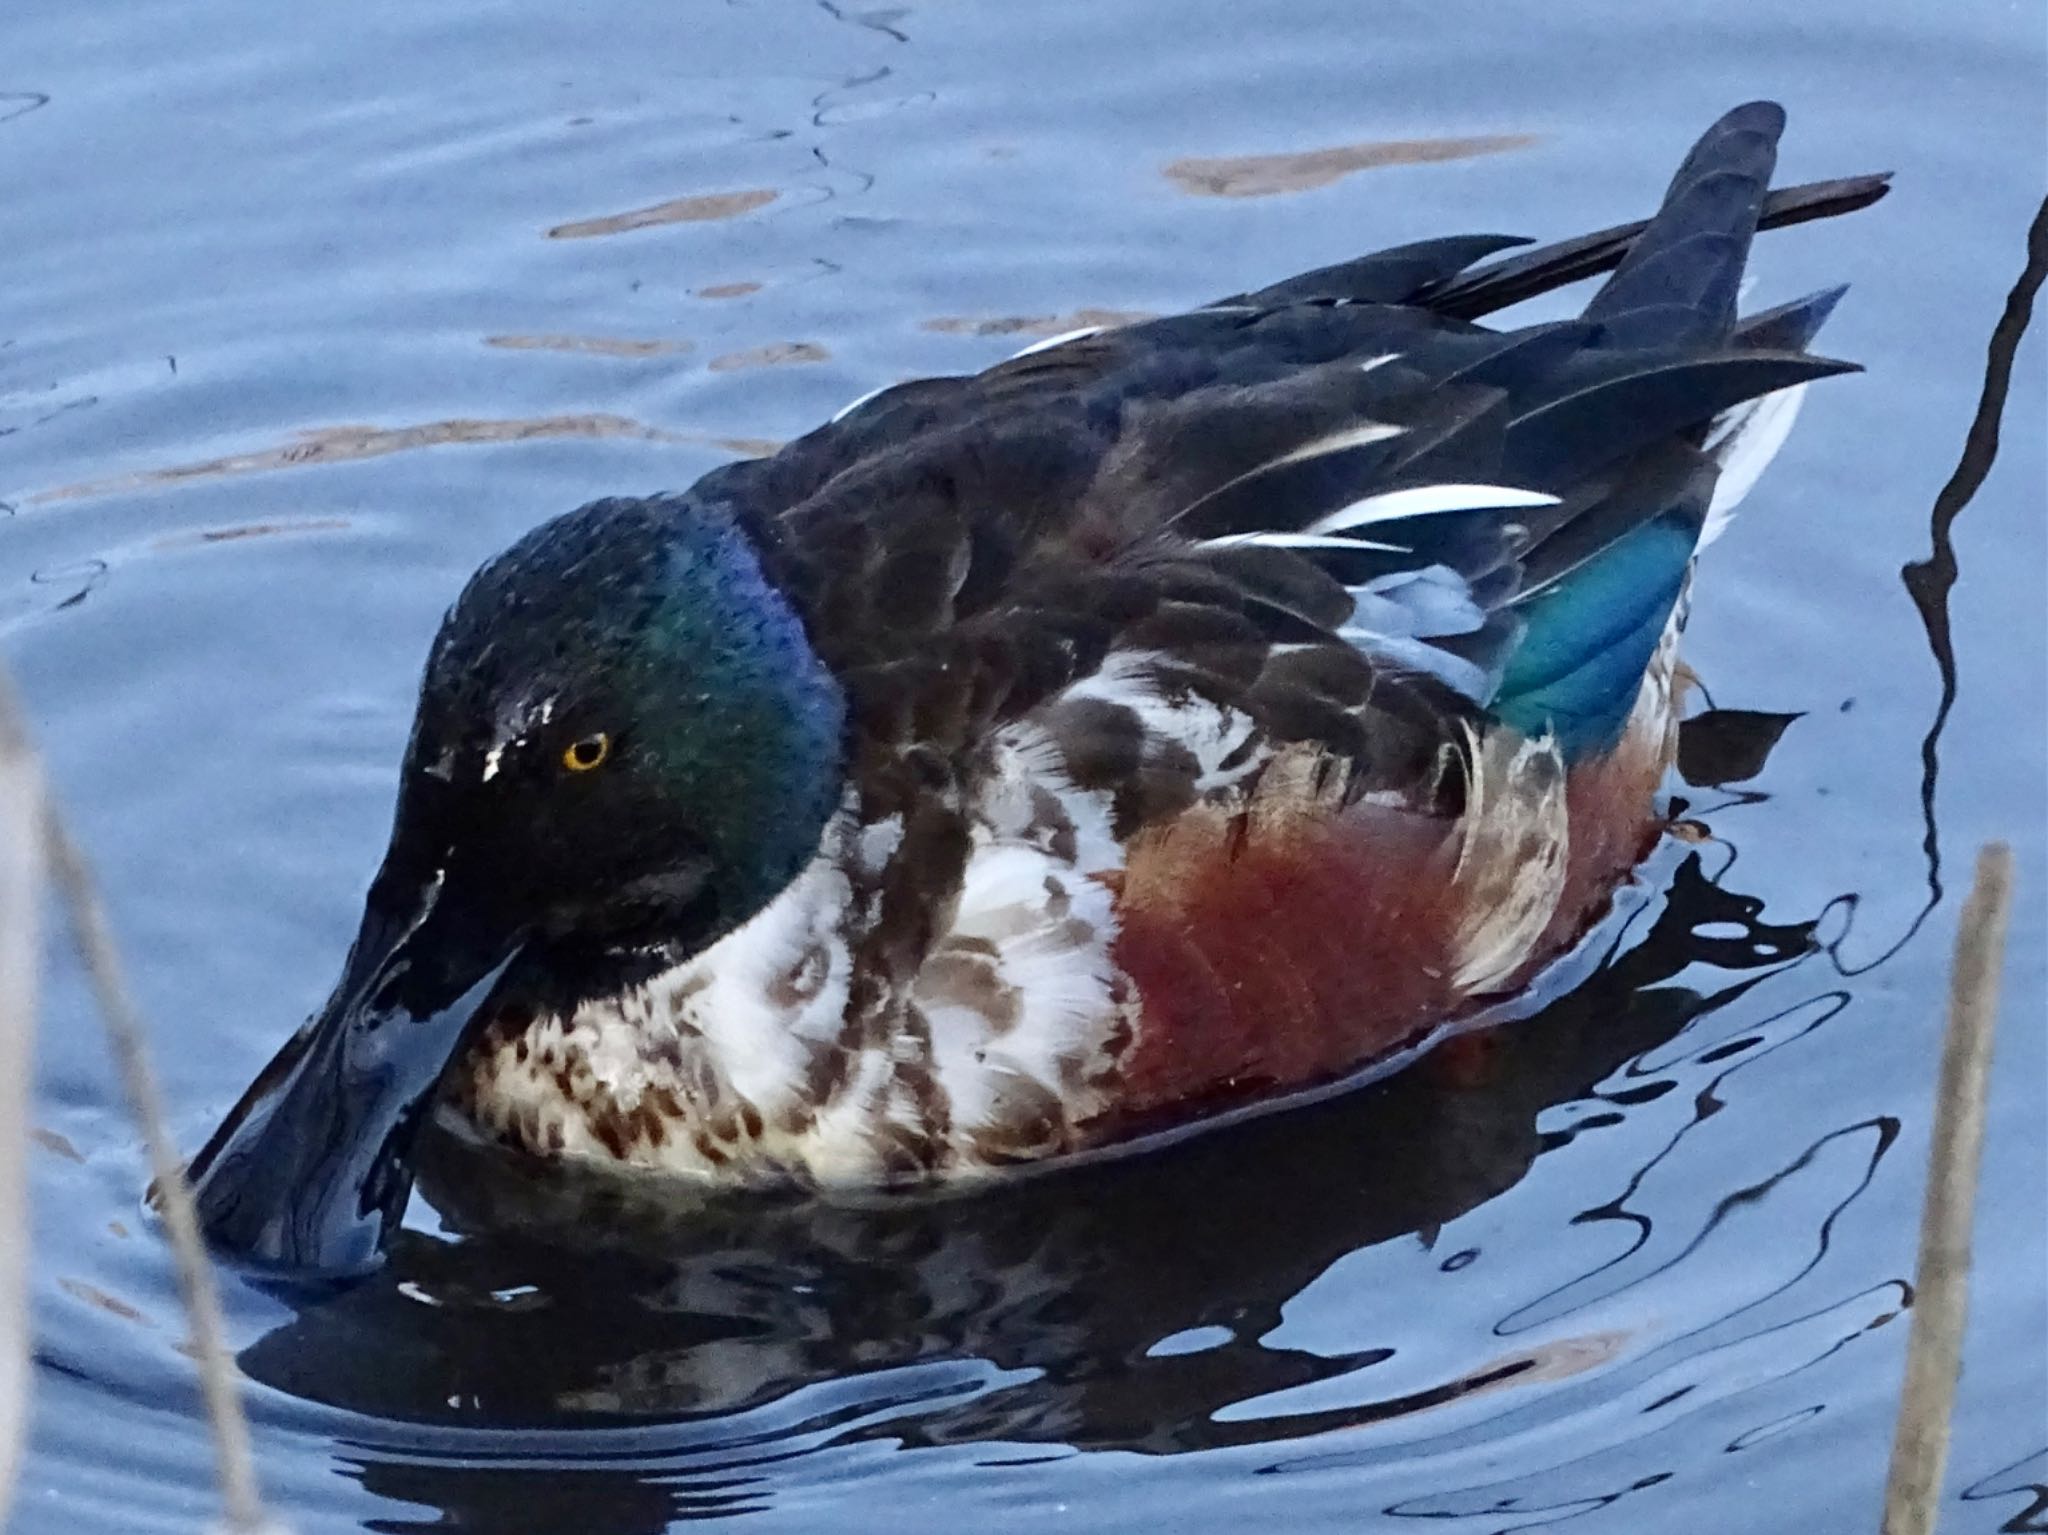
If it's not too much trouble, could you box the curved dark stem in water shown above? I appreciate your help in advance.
[1842,194,2048,974]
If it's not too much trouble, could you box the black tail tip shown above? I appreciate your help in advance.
[1718,100,1788,137]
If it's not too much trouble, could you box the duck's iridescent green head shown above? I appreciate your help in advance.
[190,493,846,1276]
[408,493,847,957]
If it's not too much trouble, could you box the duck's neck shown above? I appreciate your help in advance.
[636,495,849,921]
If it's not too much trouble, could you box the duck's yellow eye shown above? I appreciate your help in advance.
[562,733,611,773]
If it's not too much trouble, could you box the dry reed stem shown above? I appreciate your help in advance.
[0,676,280,1534]
[1881,841,2016,1535]
[0,701,41,1519]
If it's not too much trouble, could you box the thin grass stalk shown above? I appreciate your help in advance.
[0,694,41,1519]
[0,676,277,1534]
[1880,841,2015,1535]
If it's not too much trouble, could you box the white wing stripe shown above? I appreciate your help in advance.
[1006,325,1105,359]
[1308,483,1560,534]
[1266,420,1406,468]
[1195,531,1407,553]
[828,383,892,424]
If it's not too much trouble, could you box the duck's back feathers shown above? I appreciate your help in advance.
[707,107,1859,804]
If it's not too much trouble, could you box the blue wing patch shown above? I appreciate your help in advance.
[1491,513,1696,758]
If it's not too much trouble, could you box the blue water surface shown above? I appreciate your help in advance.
[3,1,2043,1530]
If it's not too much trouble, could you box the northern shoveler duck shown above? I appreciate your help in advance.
[190,102,1887,1275]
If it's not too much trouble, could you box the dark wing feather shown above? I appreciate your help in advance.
[1499,348,1855,483]
[1212,233,1532,308]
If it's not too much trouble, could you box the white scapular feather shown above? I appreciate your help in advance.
[1194,531,1407,553]
[1308,483,1560,535]
[828,383,892,424]
[1265,420,1406,467]
[1172,420,1409,531]
[1006,325,1106,359]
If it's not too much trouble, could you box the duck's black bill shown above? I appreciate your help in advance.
[188,875,522,1280]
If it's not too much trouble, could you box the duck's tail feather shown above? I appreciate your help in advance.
[1580,100,1786,348]
[1427,172,1890,322]
[1454,107,1869,755]
[1733,283,1848,351]
[1159,108,1882,760]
